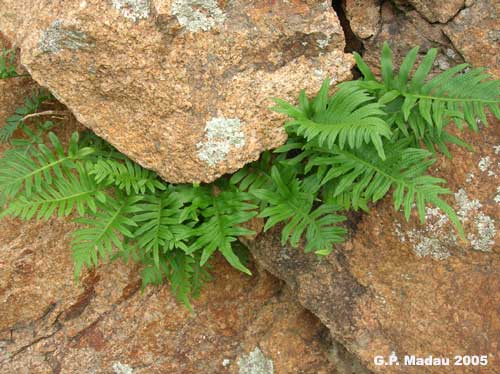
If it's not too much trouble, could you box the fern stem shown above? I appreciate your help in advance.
[404,93,499,104]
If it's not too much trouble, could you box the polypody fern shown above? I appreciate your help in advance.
[1,43,498,309]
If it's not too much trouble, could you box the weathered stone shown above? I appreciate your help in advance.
[362,2,464,78]
[344,0,381,39]
[444,0,500,78]
[0,216,341,373]
[249,117,500,373]
[398,0,465,23]
[0,0,354,183]
[0,74,344,373]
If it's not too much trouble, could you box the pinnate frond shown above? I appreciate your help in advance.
[71,194,142,279]
[0,132,94,203]
[252,166,346,255]
[272,79,392,159]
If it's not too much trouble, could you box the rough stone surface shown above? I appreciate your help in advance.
[0,215,340,373]
[0,51,344,373]
[360,1,466,79]
[0,0,354,183]
[344,0,381,39]
[397,0,465,23]
[444,0,500,78]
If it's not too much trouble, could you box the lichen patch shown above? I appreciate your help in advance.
[39,20,95,53]
[171,0,226,32]
[238,347,274,374]
[111,0,150,22]
[396,188,497,257]
[494,187,500,204]
[196,117,245,166]
[112,362,134,374]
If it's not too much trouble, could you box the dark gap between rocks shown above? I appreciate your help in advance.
[331,0,365,80]
[331,0,364,54]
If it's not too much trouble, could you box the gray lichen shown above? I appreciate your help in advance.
[396,188,497,257]
[494,187,500,204]
[171,0,226,32]
[111,0,150,22]
[238,347,274,374]
[478,156,497,177]
[197,117,245,166]
[468,212,495,252]
[455,188,495,252]
[112,362,134,374]
[39,20,95,53]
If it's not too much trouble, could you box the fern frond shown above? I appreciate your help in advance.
[252,166,346,254]
[308,141,464,238]
[0,132,94,202]
[352,42,500,142]
[132,188,192,267]
[1,164,106,220]
[89,158,165,194]
[272,80,392,159]
[187,187,257,275]
[71,194,142,279]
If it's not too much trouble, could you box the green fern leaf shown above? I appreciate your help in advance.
[308,141,464,238]
[89,158,165,194]
[0,132,94,202]
[272,81,392,159]
[186,187,256,275]
[252,166,346,253]
[1,164,106,220]
[132,188,192,267]
[71,194,142,279]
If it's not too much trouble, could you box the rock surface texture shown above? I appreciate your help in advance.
[0,216,339,374]
[0,46,357,373]
[0,0,354,183]
[250,117,500,373]
[248,1,500,372]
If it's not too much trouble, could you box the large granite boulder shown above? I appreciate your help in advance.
[0,0,354,183]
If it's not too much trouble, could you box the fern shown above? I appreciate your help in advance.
[89,158,165,194]
[348,42,500,148]
[272,80,392,159]
[0,89,53,143]
[252,166,346,254]
[1,43,497,310]
[186,185,257,275]
[0,163,105,220]
[72,194,142,278]
[307,141,462,236]
[132,188,191,267]
[0,132,93,203]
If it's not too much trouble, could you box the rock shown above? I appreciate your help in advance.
[0,216,342,373]
[361,2,464,78]
[0,0,354,183]
[0,74,343,373]
[344,0,381,39]
[249,118,500,373]
[444,0,500,78]
[0,35,32,126]
[397,0,465,23]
